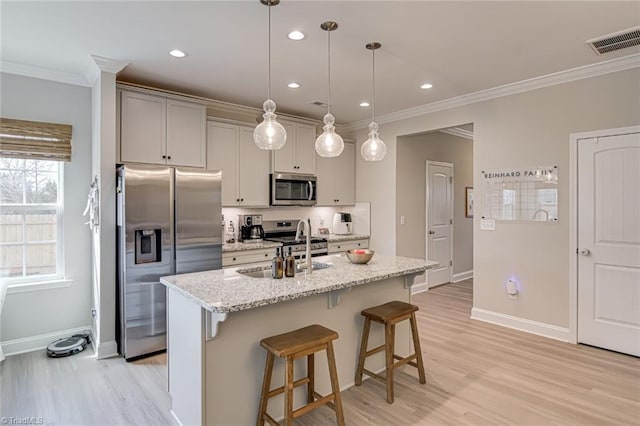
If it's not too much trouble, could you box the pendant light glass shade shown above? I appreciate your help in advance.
[315,113,344,157]
[315,21,344,158]
[254,0,287,150]
[254,99,287,150]
[361,42,387,162]
[361,122,387,161]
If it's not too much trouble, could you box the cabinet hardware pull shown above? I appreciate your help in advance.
[162,155,167,159]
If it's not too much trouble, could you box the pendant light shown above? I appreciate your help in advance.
[254,0,287,150]
[315,21,344,158]
[360,42,387,162]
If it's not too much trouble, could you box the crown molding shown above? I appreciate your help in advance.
[0,60,90,87]
[342,53,640,132]
[440,127,474,140]
[85,55,129,86]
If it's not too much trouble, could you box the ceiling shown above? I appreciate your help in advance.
[1,1,639,125]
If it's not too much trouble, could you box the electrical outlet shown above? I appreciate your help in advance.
[400,215,405,225]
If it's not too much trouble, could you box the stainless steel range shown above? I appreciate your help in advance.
[263,220,328,258]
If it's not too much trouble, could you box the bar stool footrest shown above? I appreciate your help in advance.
[266,377,311,399]
[293,393,335,419]
[362,368,388,385]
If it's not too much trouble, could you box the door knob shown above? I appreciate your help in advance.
[428,230,435,235]
[580,249,591,256]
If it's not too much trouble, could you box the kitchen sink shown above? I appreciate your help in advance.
[237,261,333,278]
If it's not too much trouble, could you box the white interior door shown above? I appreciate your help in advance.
[426,161,453,287]
[578,132,640,356]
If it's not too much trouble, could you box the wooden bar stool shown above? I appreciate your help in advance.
[355,300,426,404]
[258,324,345,426]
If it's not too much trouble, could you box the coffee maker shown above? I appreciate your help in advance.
[239,214,265,242]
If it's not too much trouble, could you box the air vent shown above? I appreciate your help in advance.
[587,26,640,55]
[311,101,328,108]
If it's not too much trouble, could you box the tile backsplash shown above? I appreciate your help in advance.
[223,203,370,236]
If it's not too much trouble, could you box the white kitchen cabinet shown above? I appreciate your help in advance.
[273,121,316,174]
[120,90,206,167]
[327,238,369,254]
[222,248,274,267]
[207,121,270,207]
[316,142,355,205]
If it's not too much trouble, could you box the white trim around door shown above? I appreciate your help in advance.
[569,125,640,345]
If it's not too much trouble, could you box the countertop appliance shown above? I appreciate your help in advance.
[271,173,317,206]
[263,220,328,258]
[116,165,222,360]
[332,212,352,235]
[239,214,264,242]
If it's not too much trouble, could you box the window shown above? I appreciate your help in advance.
[0,158,63,282]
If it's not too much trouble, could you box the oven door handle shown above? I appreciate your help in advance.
[307,181,314,201]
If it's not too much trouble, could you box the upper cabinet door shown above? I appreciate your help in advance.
[273,121,296,173]
[238,126,270,207]
[316,142,355,206]
[295,123,316,175]
[121,91,166,165]
[207,121,239,206]
[166,100,206,167]
[333,142,355,205]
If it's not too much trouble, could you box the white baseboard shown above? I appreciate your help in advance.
[471,308,570,342]
[453,270,473,282]
[411,281,428,295]
[96,339,118,359]
[1,325,92,357]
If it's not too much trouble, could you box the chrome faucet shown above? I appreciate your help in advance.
[295,218,312,273]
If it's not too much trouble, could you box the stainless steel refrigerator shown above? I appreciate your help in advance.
[116,164,222,360]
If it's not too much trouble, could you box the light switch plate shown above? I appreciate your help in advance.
[480,218,496,231]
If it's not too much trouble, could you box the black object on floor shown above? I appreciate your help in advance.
[46,332,91,358]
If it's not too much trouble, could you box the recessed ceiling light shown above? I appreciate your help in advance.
[288,30,305,41]
[170,49,187,58]
[420,83,433,89]
[287,82,301,89]
[360,102,370,107]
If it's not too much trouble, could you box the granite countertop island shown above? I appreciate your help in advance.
[160,253,435,313]
[161,253,437,425]
[320,233,370,242]
[221,240,282,252]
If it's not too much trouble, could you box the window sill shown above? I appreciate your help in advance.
[7,279,73,295]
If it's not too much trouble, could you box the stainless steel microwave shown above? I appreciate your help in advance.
[271,173,317,206]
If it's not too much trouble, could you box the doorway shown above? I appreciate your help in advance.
[395,125,474,293]
[570,125,640,357]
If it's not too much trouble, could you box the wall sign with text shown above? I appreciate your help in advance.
[482,166,558,222]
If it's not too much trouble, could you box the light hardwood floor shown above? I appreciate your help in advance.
[1,280,638,425]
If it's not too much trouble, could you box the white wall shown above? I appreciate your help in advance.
[0,73,92,345]
[350,68,640,331]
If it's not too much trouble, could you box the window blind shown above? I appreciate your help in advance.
[0,117,72,162]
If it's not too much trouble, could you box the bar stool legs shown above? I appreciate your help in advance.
[355,301,426,404]
[258,324,345,426]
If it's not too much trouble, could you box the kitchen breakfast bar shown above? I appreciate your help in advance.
[160,253,437,425]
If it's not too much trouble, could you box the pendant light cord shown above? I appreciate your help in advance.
[371,47,376,123]
[268,3,272,100]
[327,29,331,115]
